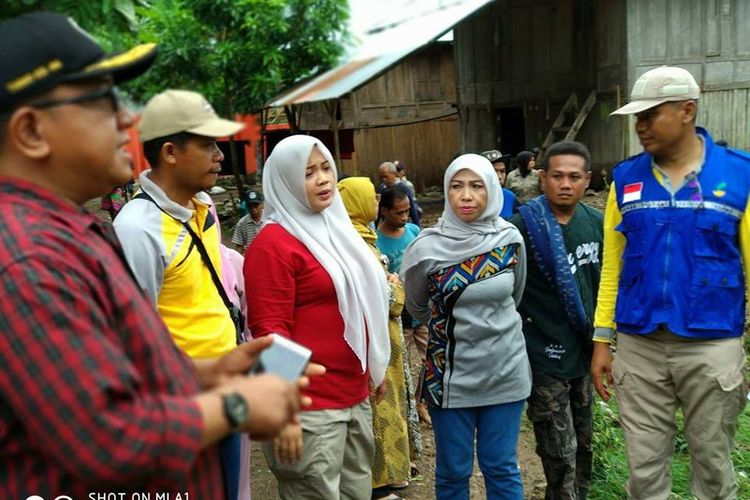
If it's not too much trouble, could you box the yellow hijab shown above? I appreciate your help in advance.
[338,177,378,247]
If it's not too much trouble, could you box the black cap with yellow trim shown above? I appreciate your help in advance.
[0,12,157,112]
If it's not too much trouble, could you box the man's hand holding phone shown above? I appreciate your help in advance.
[215,335,323,440]
[224,373,301,440]
[247,333,313,382]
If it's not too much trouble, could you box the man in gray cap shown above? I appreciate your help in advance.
[0,12,311,499]
[592,65,750,499]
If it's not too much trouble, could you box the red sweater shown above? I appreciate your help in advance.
[243,223,369,410]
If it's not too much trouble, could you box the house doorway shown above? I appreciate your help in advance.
[494,107,526,156]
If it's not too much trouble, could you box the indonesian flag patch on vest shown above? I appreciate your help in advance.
[623,182,643,203]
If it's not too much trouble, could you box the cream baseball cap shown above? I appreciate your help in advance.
[139,89,244,142]
[611,66,700,115]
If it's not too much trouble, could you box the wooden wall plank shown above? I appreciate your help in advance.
[353,117,459,191]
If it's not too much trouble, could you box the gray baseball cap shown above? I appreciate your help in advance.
[611,66,700,115]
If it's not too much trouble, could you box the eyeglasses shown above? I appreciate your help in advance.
[30,87,120,114]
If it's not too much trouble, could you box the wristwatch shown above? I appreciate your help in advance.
[222,392,250,430]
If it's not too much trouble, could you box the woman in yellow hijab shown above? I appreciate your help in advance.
[338,177,413,500]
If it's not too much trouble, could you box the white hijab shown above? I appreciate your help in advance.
[262,135,390,385]
[401,154,521,277]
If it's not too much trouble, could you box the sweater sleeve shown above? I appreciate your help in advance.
[243,227,296,339]
[741,197,750,297]
[592,186,625,343]
[402,260,432,327]
[512,240,527,307]
[113,209,164,304]
[407,189,421,226]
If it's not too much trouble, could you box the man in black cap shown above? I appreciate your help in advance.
[481,149,518,218]
[0,12,313,499]
[233,189,265,252]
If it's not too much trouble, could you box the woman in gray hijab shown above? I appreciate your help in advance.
[401,154,531,500]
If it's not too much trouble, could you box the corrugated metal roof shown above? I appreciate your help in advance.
[266,0,493,107]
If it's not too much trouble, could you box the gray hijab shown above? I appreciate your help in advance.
[400,154,522,280]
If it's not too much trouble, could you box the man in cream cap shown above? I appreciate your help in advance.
[115,89,248,500]
[592,65,750,498]
[610,65,701,115]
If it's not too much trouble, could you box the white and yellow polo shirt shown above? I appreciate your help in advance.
[114,171,235,358]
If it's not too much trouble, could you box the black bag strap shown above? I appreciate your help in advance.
[181,221,235,314]
[133,191,235,315]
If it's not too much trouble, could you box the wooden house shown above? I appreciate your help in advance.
[263,0,500,191]
[455,0,750,183]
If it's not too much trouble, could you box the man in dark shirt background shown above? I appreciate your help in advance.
[510,141,603,500]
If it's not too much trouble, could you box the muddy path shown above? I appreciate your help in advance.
[249,341,546,500]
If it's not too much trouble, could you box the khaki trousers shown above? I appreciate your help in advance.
[613,331,747,500]
[263,399,374,500]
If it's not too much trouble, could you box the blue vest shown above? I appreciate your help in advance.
[613,128,750,338]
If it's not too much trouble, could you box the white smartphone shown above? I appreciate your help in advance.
[248,333,312,382]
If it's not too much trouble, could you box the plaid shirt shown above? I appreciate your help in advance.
[0,179,224,499]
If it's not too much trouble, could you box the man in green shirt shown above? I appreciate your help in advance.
[509,141,603,500]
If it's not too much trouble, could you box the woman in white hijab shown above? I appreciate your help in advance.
[401,154,531,500]
[243,135,390,500]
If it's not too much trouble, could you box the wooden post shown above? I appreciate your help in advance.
[615,84,621,109]
[228,136,246,202]
[284,104,301,132]
[258,108,269,184]
[325,99,342,171]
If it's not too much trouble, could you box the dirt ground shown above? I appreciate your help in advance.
[248,343,547,499]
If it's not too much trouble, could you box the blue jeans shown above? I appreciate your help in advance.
[220,432,242,500]
[429,400,525,500]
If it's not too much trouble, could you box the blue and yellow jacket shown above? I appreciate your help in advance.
[594,127,750,342]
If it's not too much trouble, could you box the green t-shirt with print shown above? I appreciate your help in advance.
[510,202,603,379]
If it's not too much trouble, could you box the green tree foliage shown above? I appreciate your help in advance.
[123,0,349,115]
[2,0,350,114]
[119,0,349,193]
[0,0,147,32]
[2,0,349,192]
